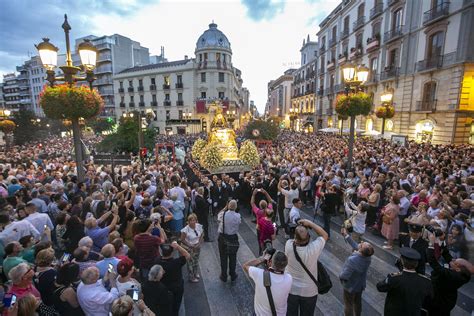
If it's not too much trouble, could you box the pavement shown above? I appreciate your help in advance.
[177,205,473,316]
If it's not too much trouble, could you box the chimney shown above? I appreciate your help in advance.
[184,55,188,60]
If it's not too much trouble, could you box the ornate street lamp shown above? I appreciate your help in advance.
[342,63,369,170]
[36,14,98,181]
[379,91,394,135]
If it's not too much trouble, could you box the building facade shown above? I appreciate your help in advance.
[291,35,318,132]
[2,74,21,111]
[266,70,294,128]
[315,0,474,144]
[112,23,249,135]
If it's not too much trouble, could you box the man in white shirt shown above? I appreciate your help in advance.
[289,198,303,225]
[398,190,411,233]
[285,219,328,315]
[24,202,54,234]
[0,214,40,247]
[244,251,293,316]
[77,266,120,316]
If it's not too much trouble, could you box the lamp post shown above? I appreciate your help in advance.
[380,92,393,135]
[341,63,369,170]
[183,111,192,134]
[36,14,98,182]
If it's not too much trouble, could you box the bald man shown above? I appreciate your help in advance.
[217,200,241,282]
[426,233,472,316]
[340,228,374,316]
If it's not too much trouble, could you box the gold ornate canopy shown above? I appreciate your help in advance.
[208,107,239,160]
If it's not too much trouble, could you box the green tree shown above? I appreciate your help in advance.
[12,110,40,145]
[97,113,156,153]
[89,118,115,134]
[244,120,279,141]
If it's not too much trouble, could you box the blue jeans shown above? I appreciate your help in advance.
[287,293,318,316]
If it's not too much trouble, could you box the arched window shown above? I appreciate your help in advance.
[427,31,444,61]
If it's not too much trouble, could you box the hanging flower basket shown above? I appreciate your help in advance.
[375,104,395,119]
[239,140,260,167]
[191,138,207,160]
[335,92,372,117]
[39,84,104,120]
[0,120,16,133]
[200,142,223,170]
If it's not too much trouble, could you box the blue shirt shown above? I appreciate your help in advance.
[339,235,372,293]
[7,184,22,197]
[86,226,110,252]
[31,198,48,214]
[96,257,120,278]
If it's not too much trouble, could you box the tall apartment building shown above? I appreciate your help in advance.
[2,74,21,111]
[112,23,249,135]
[73,34,150,118]
[291,35,319,131]
[315,0,474,144]
[266,70,295,123]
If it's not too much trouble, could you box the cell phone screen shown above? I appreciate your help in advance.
[132,289,139,301]
[61,253,71,263]
[3,294,16,308]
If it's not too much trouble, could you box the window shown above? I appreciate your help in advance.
[199,54,202,62]
[358,3,365,18]
[223,54,226,62]
[120,96,124,102]
[422,81,437,105]
[130,95,134,102]
[219,72,225,83]
[166,110,170,120]
[343,16,350,33]
[177,75,182,84]
[392,8,403,30]
[201,73,206,83]
[152,94,157,102]
[332,26,337,40]
[427,31,444,60]
[216,53,221,62]
[388,48,398,68]
[151,78,155,85]
[356,33,363,48]
[178,93,183,101]
[204,53,208,61]
[372,21,381,38]
[321,36,326,48]
[165,93,170,100]
[370,57,378,74]
[201,91,206,99]
[178,110,183,119]
[218,92,225,99]
[140,95,144,102]
[164,76,170,85]
[119,81,123,88]
[138,79,143,86]
[128,80,133,87]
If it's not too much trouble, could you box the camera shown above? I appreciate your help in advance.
[425,225,444,237]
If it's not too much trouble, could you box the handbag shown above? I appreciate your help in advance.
[292,242,332,294]
[222,211,239,254]
[263,270,277,316]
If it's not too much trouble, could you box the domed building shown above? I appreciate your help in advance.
[113,22,250,135]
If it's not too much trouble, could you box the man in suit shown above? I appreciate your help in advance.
[265,172,279,204]
[226,178,240,203]
[377,247,433,316]
[398,224,429,274]
[211,179,228,216]
[194,187,211,241]
[426,233,472,316]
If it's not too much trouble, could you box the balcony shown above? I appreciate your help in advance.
[349,47,362,59]
[380,67,399,81]
[176,100,184,106]
[175,83,183,89]
[353,16,365,31]
[388,0,399,6]
[366,36,380,52]
[163,84,170,90]
[129,102,135,107]
[137,86,144,92]
[329,38,337,47]
[366,73,378,85]
[423,2,450,26]
[370,3,384,20]
[150,84,156,91]
[97,54,112,62]
[164,100,171,106]
[340,29,350,40]
[327,59,336,70]
[384,25,404,43]
[338,53,348,64]
[119,102,125,108]
[95,66,112,74]
[416,100,437,112]
[324,87,334,95]
[416,55,443,72]
[151,101,158,107]
[127,87,134,93]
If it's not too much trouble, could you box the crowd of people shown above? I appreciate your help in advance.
[0,130,472,316]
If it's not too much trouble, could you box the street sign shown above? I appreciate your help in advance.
[93,153,132,166]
